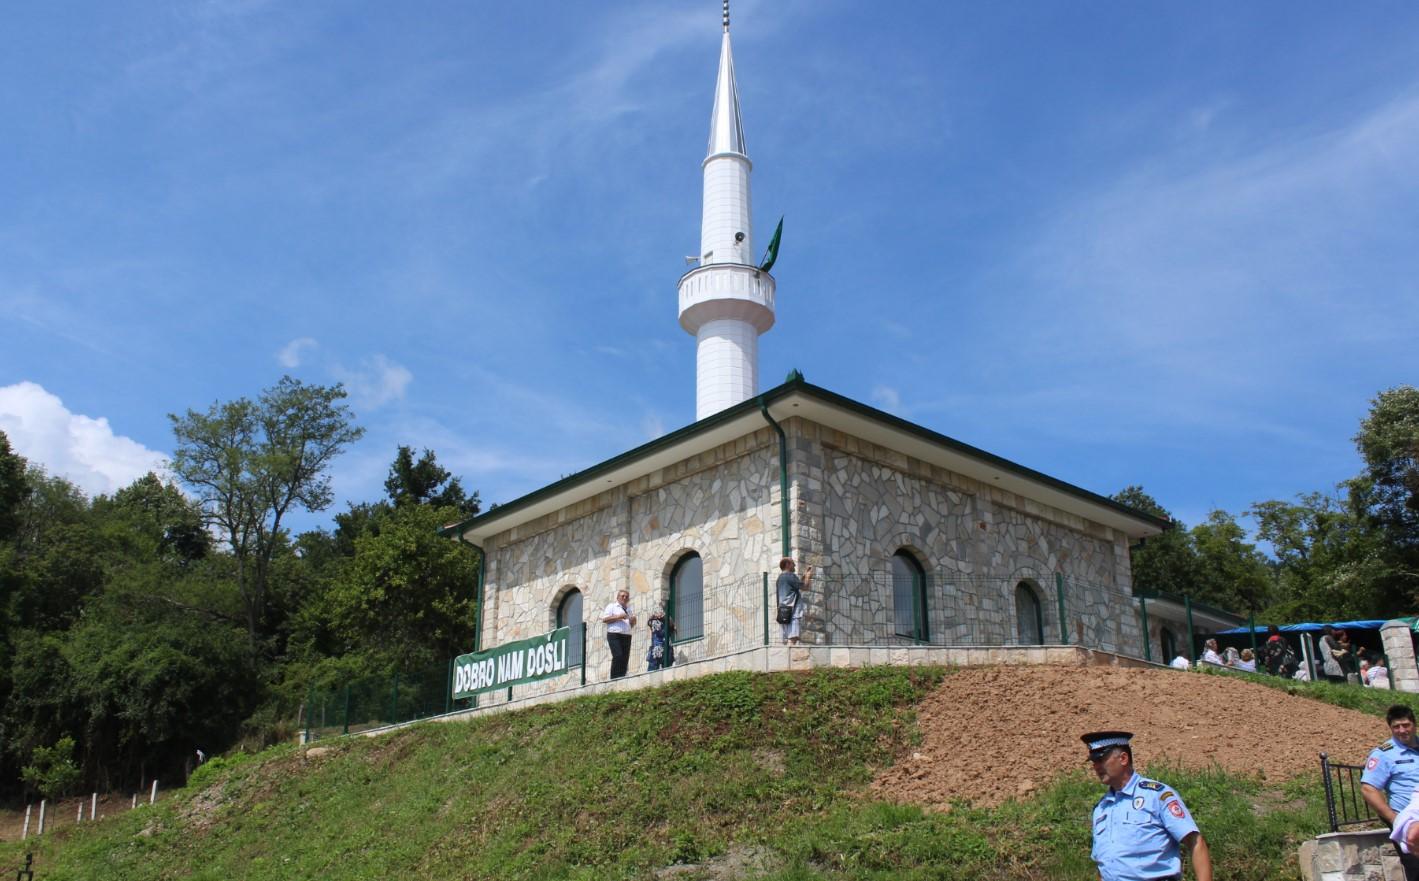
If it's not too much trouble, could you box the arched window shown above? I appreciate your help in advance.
[891,550,929,643]
[1161,627,1178,662]
[556,589,584,666]
[669,553,704,642]
[1015,582,1044,645]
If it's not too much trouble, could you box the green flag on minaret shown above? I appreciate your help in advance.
[758,216,783,272]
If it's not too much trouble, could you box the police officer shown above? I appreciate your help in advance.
[1361,705,1419,880]
[1084,731,1213,881]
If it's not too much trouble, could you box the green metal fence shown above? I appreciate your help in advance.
[305,659,476,741]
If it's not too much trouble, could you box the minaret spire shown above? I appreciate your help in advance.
[678,5,776,420]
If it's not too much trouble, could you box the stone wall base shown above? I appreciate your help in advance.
[1299,829,1403,881]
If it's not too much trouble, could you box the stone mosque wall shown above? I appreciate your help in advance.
[788,422,1140,655]
[479,417,1144,695]
[482,428,781,686]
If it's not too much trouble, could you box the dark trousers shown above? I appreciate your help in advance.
[1397,842,1419,881]
[607,633,632,679]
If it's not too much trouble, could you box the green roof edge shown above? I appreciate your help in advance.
[439,375,1173,538]
[1132,588,1246,623]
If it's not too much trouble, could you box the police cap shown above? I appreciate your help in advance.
[1081,730,1134,760]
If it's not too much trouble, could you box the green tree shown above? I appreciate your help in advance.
[1251,494,1363,617]
[322,504,479,670]
[21,736,82,800]
[1111,486,1200,597]
[62,588,261,788]
[93,472,210,564]
[169,376,364,642]
[1354,385,1419,546]
[0,430,30,541]
[9,465,89,556]
[4,469,104,632]
[1189,509,1272,612]
[384,446,480,515]
[3,631,83,790]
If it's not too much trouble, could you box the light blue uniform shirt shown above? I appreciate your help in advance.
[1362,737,1419,811]
[1091,772,1200,881]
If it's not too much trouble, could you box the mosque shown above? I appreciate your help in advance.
[443,6,1201,686]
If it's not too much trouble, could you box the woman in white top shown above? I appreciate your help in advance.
[1367,656,1392,689]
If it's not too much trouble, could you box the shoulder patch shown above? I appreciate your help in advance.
[1160,790,1176,802]
[1381,742,1396,751]
[1138,780,1164,791]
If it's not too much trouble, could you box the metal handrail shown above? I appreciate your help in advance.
[1321,752,1383,832]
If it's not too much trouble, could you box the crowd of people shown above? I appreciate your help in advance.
[1170,624,1393,688]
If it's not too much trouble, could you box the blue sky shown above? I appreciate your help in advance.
[2,1,1417,537]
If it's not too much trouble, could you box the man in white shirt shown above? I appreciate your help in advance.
[601,589,636,679]
[1199,639,1224,667]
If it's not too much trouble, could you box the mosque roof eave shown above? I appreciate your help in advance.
[441,376,1172,546]
[1131,591,1246,629]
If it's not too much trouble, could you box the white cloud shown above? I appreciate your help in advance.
[871,384,902,413]
[332,354,413,411]
[0,382,168,497]
[276,336,318,368]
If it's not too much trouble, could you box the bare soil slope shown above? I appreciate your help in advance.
[873,665,1384,807]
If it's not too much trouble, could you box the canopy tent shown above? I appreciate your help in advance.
[1215,619,1391,635]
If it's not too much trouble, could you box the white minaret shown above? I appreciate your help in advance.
[678,1,776,421]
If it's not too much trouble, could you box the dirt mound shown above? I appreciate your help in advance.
[873,666,1386,808]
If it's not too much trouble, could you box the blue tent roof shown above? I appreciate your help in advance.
[1215,619,1390,636]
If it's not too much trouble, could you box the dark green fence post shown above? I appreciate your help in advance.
[304,688,312,743]
[341,684,351,736]
[1139,595,1151,662]
[1248,612,1258,658]
[762,573,770,646]
[390,672,400,724]
[581,622,588,686]
[914,573,927,644]
[445,658,453,714]
[1055,573,1068,644]
[1185,595,1197,663]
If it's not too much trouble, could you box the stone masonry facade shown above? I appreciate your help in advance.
[477,417,1145,696]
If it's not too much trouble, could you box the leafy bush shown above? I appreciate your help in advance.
[21,736,82,799]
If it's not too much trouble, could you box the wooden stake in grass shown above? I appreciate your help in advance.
[76,801,83,823]
[91,792,97,821]
[131,793,137,809]
[22,804,31,839]
[149,780,158,805]
[37,800,45,835]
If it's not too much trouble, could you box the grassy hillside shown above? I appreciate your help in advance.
[1,667,1334,880]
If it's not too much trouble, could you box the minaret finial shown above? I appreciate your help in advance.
[723,0,730,32]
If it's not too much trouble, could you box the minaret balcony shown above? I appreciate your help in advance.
[677,262,776,334]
